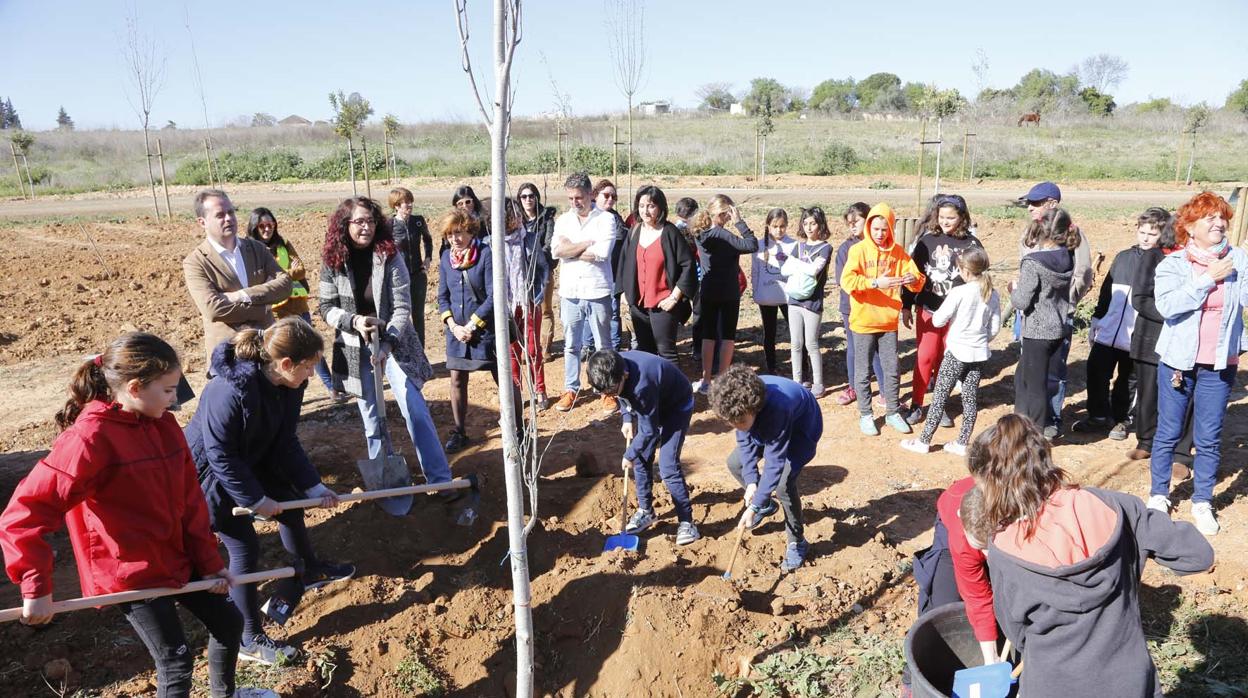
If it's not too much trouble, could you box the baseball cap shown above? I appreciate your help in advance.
[1020,181,1061,204]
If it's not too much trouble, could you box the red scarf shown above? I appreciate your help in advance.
[450,239,480,270]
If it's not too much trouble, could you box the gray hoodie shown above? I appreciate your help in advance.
[987,487,1214,698]
[1011,247,1074,340]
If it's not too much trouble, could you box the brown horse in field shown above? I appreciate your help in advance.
[1018,112,1041,127]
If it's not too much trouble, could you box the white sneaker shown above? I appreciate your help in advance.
[1146,494,1171,515]
[1191,502,1220,536]
[943,442,967,457]
[899,438,931,454]
[692,379,709,395]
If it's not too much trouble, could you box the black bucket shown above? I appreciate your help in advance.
[904,602,1017,698]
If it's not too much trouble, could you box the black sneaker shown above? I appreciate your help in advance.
[444,429,470,454]
[905,406,925,425]
[303,561,355,591]
[748,498,780,530]
[239,634,298,666]
[1072,417,1111,433]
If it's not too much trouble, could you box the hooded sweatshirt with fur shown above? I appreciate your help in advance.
[988,486,1212,698]
[839,203,925,334]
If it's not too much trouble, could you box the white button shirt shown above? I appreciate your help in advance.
[208,236,251,302]
[553,207,616,300]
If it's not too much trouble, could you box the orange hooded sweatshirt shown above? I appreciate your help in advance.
[839,203,925,333]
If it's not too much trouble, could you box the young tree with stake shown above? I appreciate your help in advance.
[121,10,166,221]
[604,0,646,201]
[328,91,373,196]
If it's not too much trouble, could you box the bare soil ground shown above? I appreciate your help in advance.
[1,184,1246,697]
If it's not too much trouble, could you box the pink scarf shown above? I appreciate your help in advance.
[1185,239,1229,266]
[450,239,480,270]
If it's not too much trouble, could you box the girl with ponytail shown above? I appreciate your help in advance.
[184,317,354,666]
[1,333,250,698]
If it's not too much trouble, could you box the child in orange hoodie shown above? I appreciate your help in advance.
[839,203,925,435]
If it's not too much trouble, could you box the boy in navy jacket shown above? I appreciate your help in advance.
[587,350,699,545]
[709,365,823,571]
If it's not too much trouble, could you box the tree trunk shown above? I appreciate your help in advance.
[487,3,533,696]
[934,118,943,196]
[347,137,357,197]
[1188,129,1198,186]
[141,126,161,221]
[9,142,26,199]
[760,134,767,183]
[362,134,372,199]
[626,96,633,203]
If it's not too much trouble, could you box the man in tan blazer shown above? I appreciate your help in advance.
[182,189,292,369]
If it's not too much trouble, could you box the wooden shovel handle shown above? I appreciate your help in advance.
[723,518,748,578]
[232,479,472,516]
[0,567,296,623]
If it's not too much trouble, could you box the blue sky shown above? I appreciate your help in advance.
[2,0,1245,131]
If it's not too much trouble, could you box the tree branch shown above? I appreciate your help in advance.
[454,0,493,127]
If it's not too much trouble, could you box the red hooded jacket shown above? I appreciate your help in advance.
[0,400,224,599]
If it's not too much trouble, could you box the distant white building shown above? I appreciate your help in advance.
[639,100,670,116]
[279,115,312,126]
[729,102,745,116]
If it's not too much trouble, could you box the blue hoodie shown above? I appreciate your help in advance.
[616,351,694,464]
[736,376,823,508]
[185,341,321,513]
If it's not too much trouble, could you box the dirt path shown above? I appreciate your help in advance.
[0,175,1203,221]
[1,204,1245,696]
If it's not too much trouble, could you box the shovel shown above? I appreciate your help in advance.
[357,336,414,516]
[0,567,295,623]
[603,466,639,553]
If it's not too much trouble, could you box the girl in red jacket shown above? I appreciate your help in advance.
[0,333,245,698]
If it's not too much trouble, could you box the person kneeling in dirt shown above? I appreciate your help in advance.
[587,349,699,545]
[709,365,823,571]
[185,318,355,666]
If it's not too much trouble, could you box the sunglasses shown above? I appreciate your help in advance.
[519,194,536,200]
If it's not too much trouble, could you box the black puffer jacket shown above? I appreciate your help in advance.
[1129,247,1165,364]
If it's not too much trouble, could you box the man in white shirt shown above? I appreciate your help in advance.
[182,189,291,371]
[550,172,616,412]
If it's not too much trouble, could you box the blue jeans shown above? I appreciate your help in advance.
[1150,362,1235,504]
[356,347,451,484]
[562,295,611,391]
[845,326,883,389]
[300,312,336,393]
[632,410,693,523]
[581,293,623,351]
[1046,324,1073,429]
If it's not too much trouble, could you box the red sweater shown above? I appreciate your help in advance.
[937,477,997,641]
[0,400,224,599]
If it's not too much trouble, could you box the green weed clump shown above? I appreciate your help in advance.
[392,637,448,696]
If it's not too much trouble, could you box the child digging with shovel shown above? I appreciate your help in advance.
[185,318,355,666]
[587,350,700,545]
[0,333,268,698]
[709,365,823,572]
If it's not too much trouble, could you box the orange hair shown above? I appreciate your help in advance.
[436,208,476,240]
[1173,192,1234,247]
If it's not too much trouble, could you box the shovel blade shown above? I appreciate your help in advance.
[603,532,639,553]
[356,455,413,516]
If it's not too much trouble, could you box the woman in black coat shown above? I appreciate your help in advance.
[615,185,698,361]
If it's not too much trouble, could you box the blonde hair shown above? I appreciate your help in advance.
[691,194,734,235]
[959,248,994,303]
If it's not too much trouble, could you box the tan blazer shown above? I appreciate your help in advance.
[182,237,292,367]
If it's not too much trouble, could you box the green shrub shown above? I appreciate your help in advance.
[811,143,860,175]
[567,145,615,174]
[173,149,304,185]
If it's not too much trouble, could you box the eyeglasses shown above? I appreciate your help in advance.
[256,222,276,230]
[349,218,375,227]
[600,192,617,199]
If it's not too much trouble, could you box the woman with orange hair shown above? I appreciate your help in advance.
[1147,191,1246,535]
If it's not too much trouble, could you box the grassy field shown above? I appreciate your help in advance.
[4,106,1247,199]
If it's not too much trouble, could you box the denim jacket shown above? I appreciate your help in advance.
[1153,246,1248,371]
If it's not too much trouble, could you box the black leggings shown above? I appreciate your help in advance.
[759,304,790,372]
[1016,337,1064,428]
[120,590,242,698]
[214,507,318,641]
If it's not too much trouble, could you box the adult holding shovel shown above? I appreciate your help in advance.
[0,332,252,698]
[319,197,452,501]
[186,318,355,666]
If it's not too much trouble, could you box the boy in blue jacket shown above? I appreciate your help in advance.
[709,365,823,571]
[588,350,699,545]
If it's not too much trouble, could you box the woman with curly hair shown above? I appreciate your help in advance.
[318,196,451,487]
[1147,191,1247,535]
